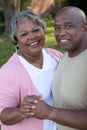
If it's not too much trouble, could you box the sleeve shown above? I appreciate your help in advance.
[0,67,20,114]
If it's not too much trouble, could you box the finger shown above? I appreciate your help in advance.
[25,112,35,118]
[23,96,39,104]
[26,95,42,100]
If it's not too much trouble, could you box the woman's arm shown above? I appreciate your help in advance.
[0,95,39,125]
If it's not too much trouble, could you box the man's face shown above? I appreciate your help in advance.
[54,10,85,56]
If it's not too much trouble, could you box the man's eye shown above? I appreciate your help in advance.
[55,27,60,31]
[66,24,73,29]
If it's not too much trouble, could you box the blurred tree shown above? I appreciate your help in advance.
[69,0,87,15]
[32,0,68,17]
[21,0,32,10]
[32,0,55,17]
[0,0,20,37]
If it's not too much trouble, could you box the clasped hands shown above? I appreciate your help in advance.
[20,95,52,119]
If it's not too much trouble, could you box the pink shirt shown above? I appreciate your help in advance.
[0,48,62,130]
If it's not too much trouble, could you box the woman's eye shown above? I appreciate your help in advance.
[33,28,40,33]
[20,33,27,37]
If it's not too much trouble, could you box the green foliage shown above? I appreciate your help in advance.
[20,0,32,10]
[44,17,57,49]
[0,38,15,67]
[0,10,5,35]
[44,16,64,52]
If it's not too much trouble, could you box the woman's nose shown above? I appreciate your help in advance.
[27,31,34,40]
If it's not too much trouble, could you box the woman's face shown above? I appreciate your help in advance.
[16,18,45,57]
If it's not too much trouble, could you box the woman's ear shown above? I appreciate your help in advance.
[14,36,18,43]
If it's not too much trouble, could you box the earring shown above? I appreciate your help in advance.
[15,44,21,54]
[15,44,19,52]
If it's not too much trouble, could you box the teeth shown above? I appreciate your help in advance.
[60,39,67,42]
[30,42,38,46]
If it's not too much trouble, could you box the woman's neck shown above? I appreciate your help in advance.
[18,51,43,68]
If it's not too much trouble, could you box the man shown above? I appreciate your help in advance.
[13,6,87,130]
[51,6,87,130]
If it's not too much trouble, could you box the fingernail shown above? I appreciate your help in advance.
[30,112,34,115]
[32,106,35,109]
[34,100,38,103]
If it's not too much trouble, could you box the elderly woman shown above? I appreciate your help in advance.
[0,10,62,130]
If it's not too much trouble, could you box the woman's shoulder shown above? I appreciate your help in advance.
[44,48,63,61]
[0,52,21,73]
[45,47,62,54]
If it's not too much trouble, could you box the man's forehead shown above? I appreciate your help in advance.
[56,9,74,19]
[55,9,84,25]
[55,12,74,23]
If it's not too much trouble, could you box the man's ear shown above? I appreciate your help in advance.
[84,22,87,32]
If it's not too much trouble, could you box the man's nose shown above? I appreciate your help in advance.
[59,27,67,36]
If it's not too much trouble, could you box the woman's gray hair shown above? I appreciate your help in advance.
[9,10,46,45]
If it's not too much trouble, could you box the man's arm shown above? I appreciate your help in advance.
[28,96,87,129]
